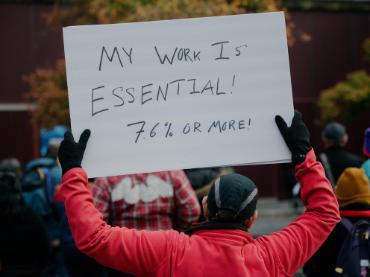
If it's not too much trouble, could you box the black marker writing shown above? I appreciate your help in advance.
[216,77,226,95]
[98,46,133,71]
[112,87,124,107]
[164,122,174,137]
[99,47,123,71]
[92,86,109,116]
[154,46,201,65]
[156,83,169,101]
[170,79,186,95]
[235,44,248,56]
[126,119,250,144]
[207,119,247,133]
[201,80,214,94]
[127,121,146,143]
[188,79,200,94]
[154,46,178,65]
[126,87,135,103]
[122,47,133,64]
[211,41,230,60]
[150,123,160,138]
[141,83,153,105]
[90,74,235,117]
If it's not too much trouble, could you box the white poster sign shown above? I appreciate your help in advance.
[63,12,294,178]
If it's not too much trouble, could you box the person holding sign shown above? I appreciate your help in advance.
[58,111,340,276]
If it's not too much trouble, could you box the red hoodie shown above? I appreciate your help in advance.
[61,149,340,276]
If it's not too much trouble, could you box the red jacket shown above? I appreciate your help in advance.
[61,149,340,276]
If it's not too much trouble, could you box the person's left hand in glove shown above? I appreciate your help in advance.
[58,129,91,175]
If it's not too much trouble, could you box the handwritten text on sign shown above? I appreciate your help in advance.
[63,12,294,178]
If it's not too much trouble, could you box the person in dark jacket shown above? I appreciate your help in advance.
[0,170,50,276]
[362,127,370,159]
[362,127,370,179]
[320,122,363,184]
[303,167,370,276]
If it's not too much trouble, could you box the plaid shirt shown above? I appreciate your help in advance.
[91,170,200,230]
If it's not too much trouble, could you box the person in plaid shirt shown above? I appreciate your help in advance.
[91,170,201,230]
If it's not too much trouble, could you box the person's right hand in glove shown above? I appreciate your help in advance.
[275,111,311,165]
[58,129,91,175]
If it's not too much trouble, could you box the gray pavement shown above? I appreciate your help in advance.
[249,197,302,237]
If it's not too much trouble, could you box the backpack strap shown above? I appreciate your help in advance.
[41,167,54,205]
[335,218,370,276]
[334,219,356,275]
[319,153,336,187]
[341,217,354,232]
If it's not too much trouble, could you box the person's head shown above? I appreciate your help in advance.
[335,168,370,208]
[363,127,370,158]
[0,171,23,212]
[322,122,348,148]
[202,173,258,228]
[0,158,22,195]
[46,138,62,160]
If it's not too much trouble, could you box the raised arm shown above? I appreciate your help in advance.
[58,130,176,276]
[255,112,340,275]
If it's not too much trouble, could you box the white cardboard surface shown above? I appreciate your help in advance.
[63,12,294,178]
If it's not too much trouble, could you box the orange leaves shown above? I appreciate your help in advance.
[24,59,69,128]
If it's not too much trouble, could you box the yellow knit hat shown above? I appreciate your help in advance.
[335,168,370,207]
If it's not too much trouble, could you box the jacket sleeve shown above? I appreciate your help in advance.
[61,168,177,276]
[171,170,201,229]
[255,149,340,276]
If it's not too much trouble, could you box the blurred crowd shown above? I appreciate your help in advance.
[0,122,369,277]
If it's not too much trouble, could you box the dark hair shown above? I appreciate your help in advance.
[209,208,240,223]
[208,199,257,223]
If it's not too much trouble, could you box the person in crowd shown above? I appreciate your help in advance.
[58,111,340,276]
[91,157,200,276]
[0,169,50,276]
[303,167,370,276]
[0,158,22,183]
[320,122,363,185]
[53,178,107,277]
[362,127,370,179]
[185,168,221,192]
[23,139,67,276]
[362,127,370,158]
[363,161,370,180]
[48,141,106,277]
[185,167,234,199]
[184,167,233,221]
[91,171,200,231]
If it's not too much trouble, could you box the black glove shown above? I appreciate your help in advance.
[275,111,311,165]
[58,129,91,175]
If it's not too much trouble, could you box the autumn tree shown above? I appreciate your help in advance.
[318,38,370,123]
[26,0,309,128]
[25,59,69,128]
